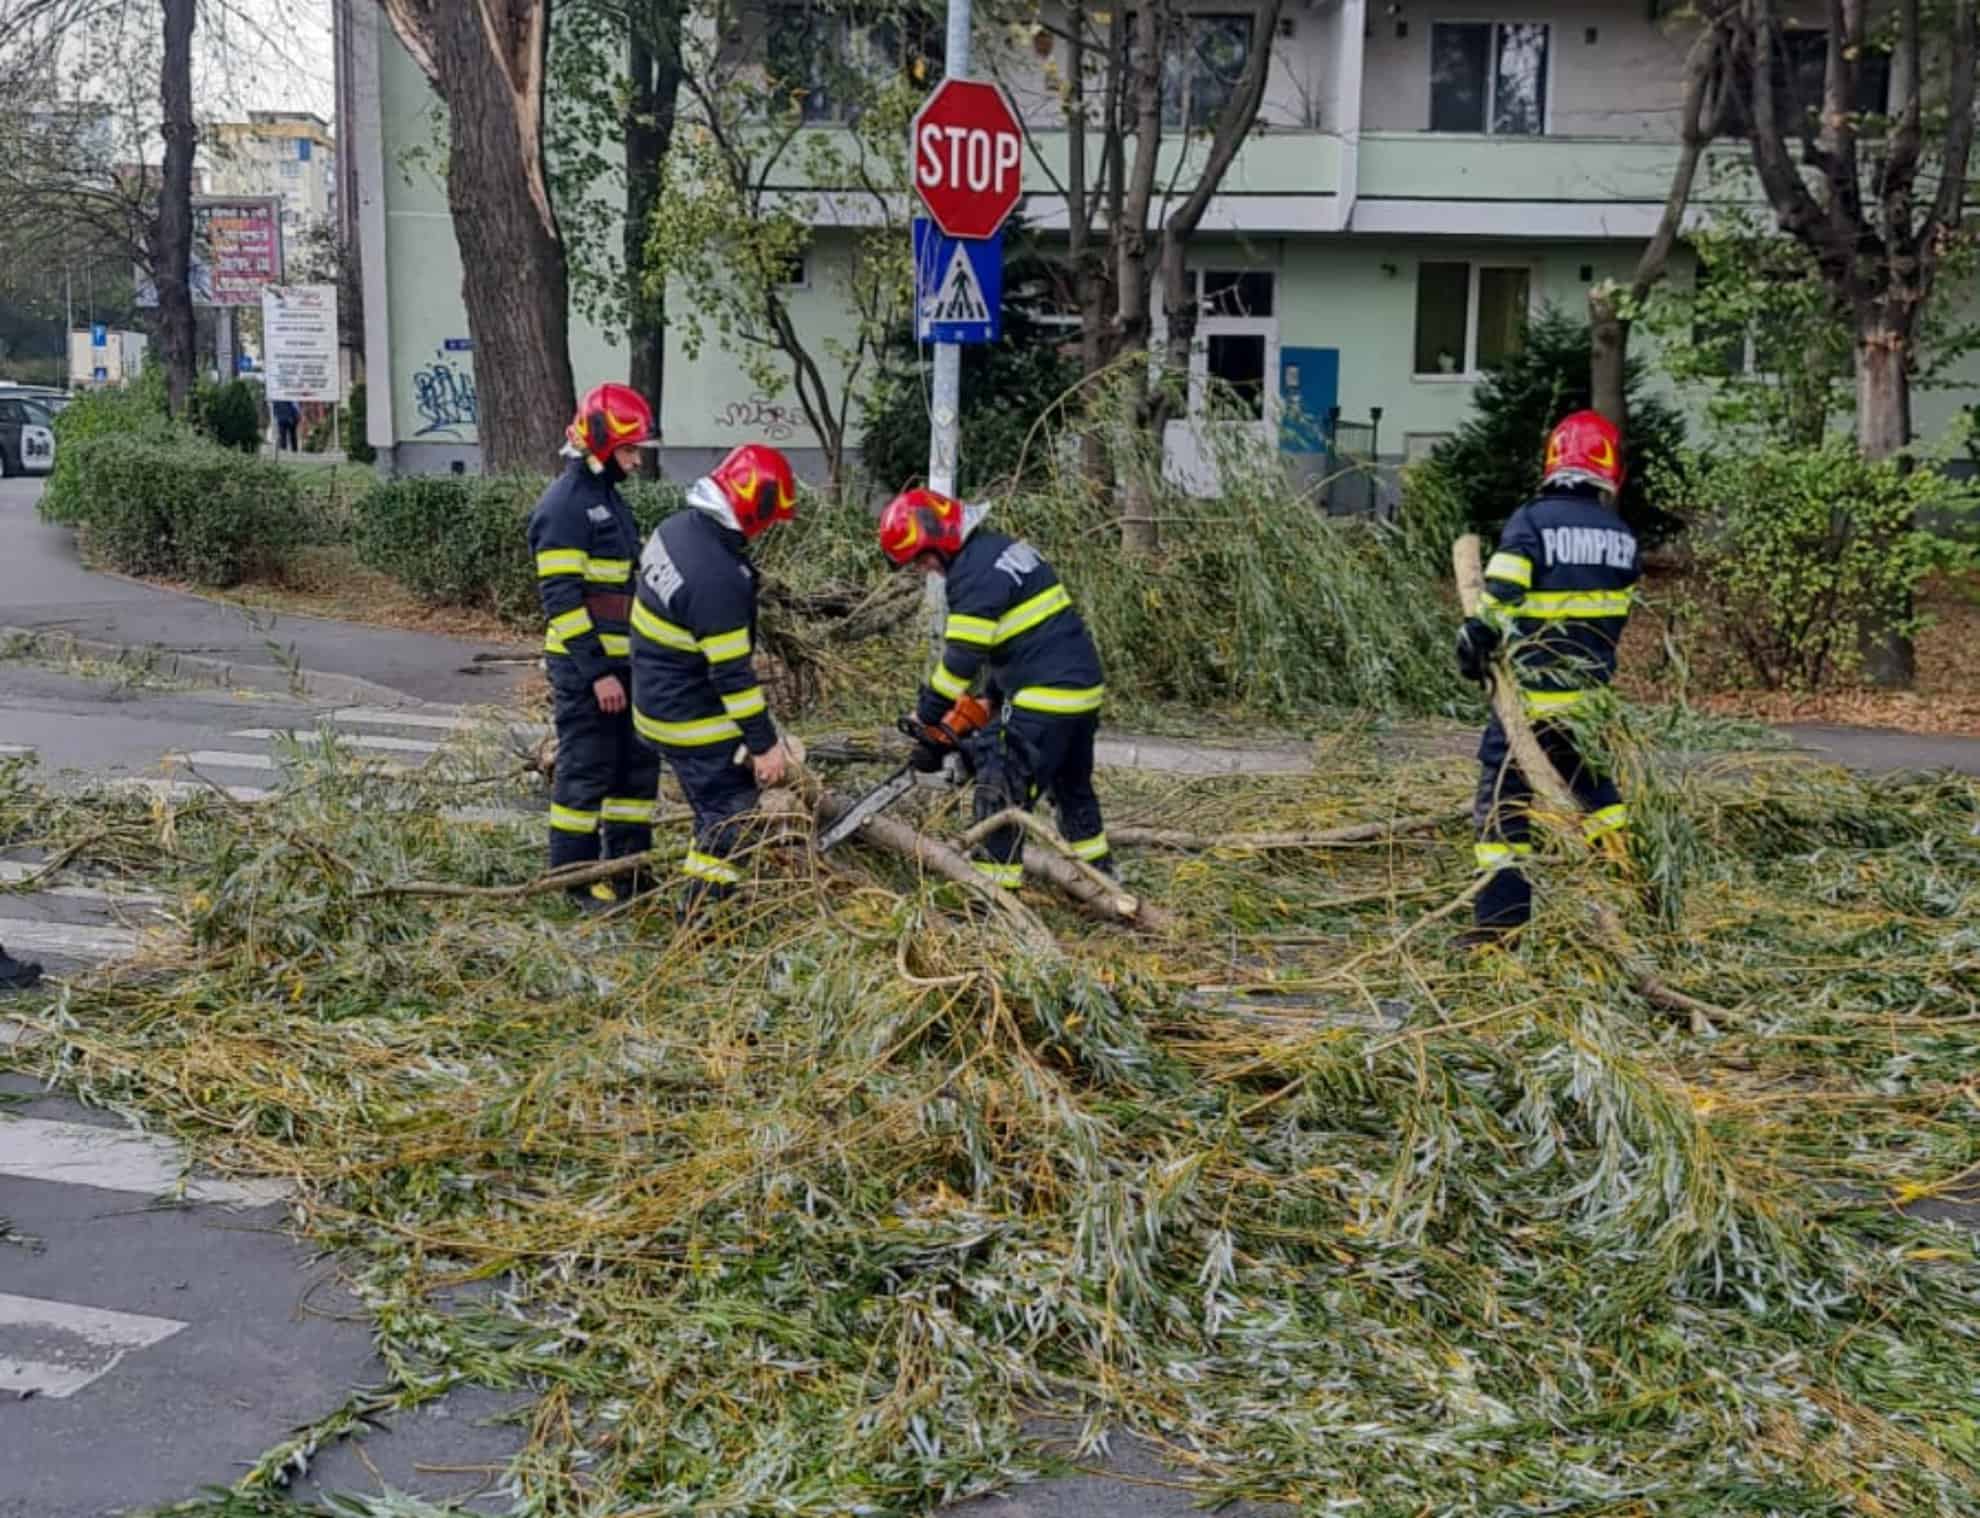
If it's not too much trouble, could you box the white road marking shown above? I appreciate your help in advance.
[441,806,537,828]
[233,728,442,755]
[106,778,272,804]
[0,1017,42,1050]
[174,748,406,775]
[0,861,164,909]
[0,1291,187,1400]
[330,706,478,733]
[0,1117,292,1207]
[0,743,34,758]
[0,917,140,959]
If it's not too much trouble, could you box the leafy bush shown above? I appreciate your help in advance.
[63,435,305,587]
[1429,306,1687,544]
[859,232,1081,495]
[41,384,178,525]
[1667,439,1978,690]
[194,378,263,454]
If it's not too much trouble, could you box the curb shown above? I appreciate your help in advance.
[0,625,424,709]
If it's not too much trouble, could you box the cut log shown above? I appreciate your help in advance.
[960,807,1176,933]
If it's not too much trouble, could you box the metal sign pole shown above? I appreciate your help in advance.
[922,0,973,650]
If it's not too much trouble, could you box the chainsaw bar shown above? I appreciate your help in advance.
[817,766,916,853]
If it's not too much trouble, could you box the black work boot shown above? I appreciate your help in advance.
[568,881,623,917]
[0,945,44,992]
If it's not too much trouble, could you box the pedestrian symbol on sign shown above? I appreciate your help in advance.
[911,220,1002,345]
[928,246,990,326]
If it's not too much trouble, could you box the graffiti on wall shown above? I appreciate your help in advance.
[713,394,800,441]
[411,347,478,438]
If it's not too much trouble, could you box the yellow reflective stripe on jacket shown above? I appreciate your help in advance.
[633,709,743,747]
[928,662,969,700]
[721,686,767,720]
[584,557,632,584]
[995,584,1071,642]
[546,632,631,658]
[682,849,741,885]
[1516,590,1633,620]
[945,613,998,647]
[630,599,698,652]
[1011,684,1104,715]
[1583,803,1629,841]
[1484,552,1532,588]
[536,548,587,578]
[549,803,599,834]
[548,606,593,642]
[1520,687,1591,714]
[699,627,751,662]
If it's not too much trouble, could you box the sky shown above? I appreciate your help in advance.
[201,0,336,126]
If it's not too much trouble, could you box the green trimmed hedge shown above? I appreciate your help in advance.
[42,385,177,526]
[351,472,686,625]
[62,435,305,588]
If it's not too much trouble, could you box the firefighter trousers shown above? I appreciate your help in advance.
[650,740,759,899]
[966,709,1109,890]
[1472,715,1628,929]
[547,659,659,877]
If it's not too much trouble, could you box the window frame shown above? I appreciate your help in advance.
[1411,258,1538,381]
[1427,20,1553,138]
[1184,266,1279,422]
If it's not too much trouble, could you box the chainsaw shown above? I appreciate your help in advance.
[816,695,992,854]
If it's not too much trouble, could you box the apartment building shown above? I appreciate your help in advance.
[339,0,1980,480]
[207,110,338,254]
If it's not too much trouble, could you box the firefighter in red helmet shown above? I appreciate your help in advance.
[629,443,799,912]
[527,383,662,910]
[1455,409,1640,946]
[877,487,1111,890]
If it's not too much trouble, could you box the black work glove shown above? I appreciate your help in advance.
[907,729,947,773]
[1455,617,1502,684]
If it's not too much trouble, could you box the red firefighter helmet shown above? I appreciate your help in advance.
[707,444,797,540]
[878,488,967,568]
[567,383,654,468]
[1541,409,1625,495]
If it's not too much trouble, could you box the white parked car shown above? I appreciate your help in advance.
[0,394,57,477]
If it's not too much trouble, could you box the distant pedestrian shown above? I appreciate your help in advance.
[273,398,301,453]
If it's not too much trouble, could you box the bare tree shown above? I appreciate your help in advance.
[1588,3,1740,432]
[990,0,1286,550]
[376,0,575,472]
[624,0,683,437]
[155,0,197,412]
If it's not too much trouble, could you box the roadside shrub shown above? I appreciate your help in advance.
[1667,439,1978,690]
[195,378,263,454]
[64,435,305,587]
[353,473,545,623]
[1430,306,1687,545]
[42,384,178,525]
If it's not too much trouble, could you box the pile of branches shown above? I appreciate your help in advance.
[4,731,1980,1515]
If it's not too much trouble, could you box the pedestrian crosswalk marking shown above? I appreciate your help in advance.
[175,748,407,774]
[0,743,34,758]
[0,917,140,959]
[0,862,164,908]
[108,777,273,804]
[0,1291,187,1400]
[233,728,443,755]
[330,706,480,733]
[0,1117,293,1207]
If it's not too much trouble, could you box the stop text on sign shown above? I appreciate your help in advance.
[915,124,1021,199]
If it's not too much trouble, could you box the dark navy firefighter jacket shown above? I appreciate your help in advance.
[629,506,777,755]
[1480,490,1640,719]
[917,527,1105,727]
[527,460,640,682]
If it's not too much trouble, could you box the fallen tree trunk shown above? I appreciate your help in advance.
[1111,811,1463,852]
[1454,534,1727,1032]
[960,807,1176,933]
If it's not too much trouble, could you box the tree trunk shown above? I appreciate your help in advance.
[155,0,197,417]
[625,4,680,470]
[383,0,576,474]
[1587,284,1627,431]
[1855,302,1917,688]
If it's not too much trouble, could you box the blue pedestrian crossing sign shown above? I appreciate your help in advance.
[913,219,1001,345]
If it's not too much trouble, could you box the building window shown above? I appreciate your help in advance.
[764,3,942,123]
[1430,22,1549,135]
[1413,261,1532,376]
[1164,15,1253,131]
[1726,30,1891,137]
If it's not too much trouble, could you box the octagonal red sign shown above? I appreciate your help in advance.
[910,78,1024,240]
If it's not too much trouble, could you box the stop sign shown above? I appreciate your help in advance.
[910,79,1024,240]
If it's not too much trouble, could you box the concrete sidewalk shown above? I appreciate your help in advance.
[0,479,528,707]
